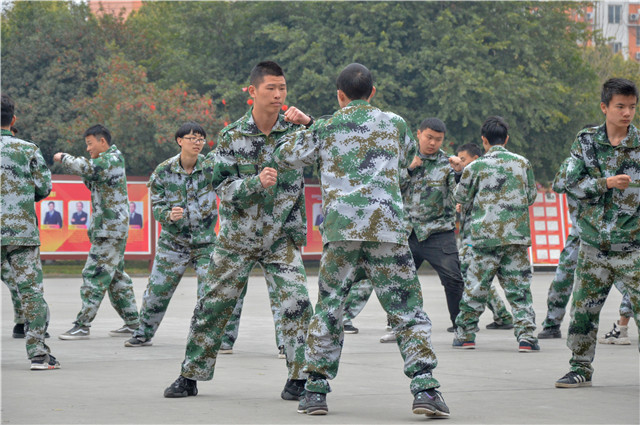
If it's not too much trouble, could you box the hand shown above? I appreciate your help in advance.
[53,153,64,163]
[283,106,312,126]
[170,207,184,221]
[606,174,632,190]
[259,167,278,188]
[409,156,423,170]
[456,203,462,213]
[449,155,463,172]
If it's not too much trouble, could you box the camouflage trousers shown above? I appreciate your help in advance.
[8,279,25,324]
[220,279,284,350]
[542,234,633,329]
[455,245,537,343]
[75,238,139,327]
[1,245,50,358]
[133,237,212,341]
[343,279,374,323]
[459,244,513,325]
[304,241,440,395]
[180,236,312,381]
[567,243,640,379]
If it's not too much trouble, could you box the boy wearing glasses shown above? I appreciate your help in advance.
[125,122,219,347]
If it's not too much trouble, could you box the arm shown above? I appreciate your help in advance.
[273,126,320,171]
[59,153,109,182]
[31,148,52,203]
[525,162,537,206]
[564,137,609,201]
[398,123,418,192]
[454,166,475,209]
[148,172,173,226]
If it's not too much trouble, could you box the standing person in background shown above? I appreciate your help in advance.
[54,124,140,340]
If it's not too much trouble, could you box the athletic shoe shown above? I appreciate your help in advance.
[452,338,475,349]
[164,376,198,398]
[281,379,305,401]
[385,324,392,331]
[412,388,450,417]
[446,326,456,333]
[12,323,25,338]
[598,322,630,345]
[297,391,328,415]
[59,324,90,340]
[343,323,359,334]
[538,326,562,339]
[219,346,233,354]
[109,324,138,337]
[278,346,286,359]
[30,354,60,370]
[518,340,540,352]
[380,331,396,343]
[555,371,592,388]
[486,321,514,330]
[124,336,152,347]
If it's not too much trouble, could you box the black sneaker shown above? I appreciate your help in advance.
[486,321,514,330]
[297,391,328,415]
[343,323,359,334]
[164,376,198,398]
[446,326,456,333]
[124,336,152,347]
[538,327,562,339]
[13,323,25,338]
[412,388,450,417]
[278,346,286,359]
[30,354,61,370]
[555,371,592,388]
[281,379,306,400]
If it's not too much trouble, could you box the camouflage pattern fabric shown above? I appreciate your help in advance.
[343,279,374,323]
[75,238,139,327]
[303,241,440,395]
[60,144,130,240]
[180,237,312,380]
[567,242,640,379]
[455,244,537,344]
[454,145,537,248]
[1,130,52,359]
[402,149,456,241]
[563,124,640,252]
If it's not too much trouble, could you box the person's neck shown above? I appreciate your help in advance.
[180,152,198,174]
[605,121,629,146]
[252,107,279,136]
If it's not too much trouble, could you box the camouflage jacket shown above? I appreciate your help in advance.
[210,107,306,251]
[274,100,416,245]
[149,153,218,246]
[564,123,640,251]
[0,130,52,246]
[403,149,456,241]
[61,144,129,240]
[552,157,580,238]
[454,145,536,248]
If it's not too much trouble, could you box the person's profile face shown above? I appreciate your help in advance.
[457,150,479,168]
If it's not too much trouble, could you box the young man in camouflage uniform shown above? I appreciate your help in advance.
[539,155,633,340]
[1,94,59,370]
[54,125,140,340]
[275,63,449,417]
[124,122,217,347]
[163,61,313,400]
[555,78,640,388]
[452,116,539,352]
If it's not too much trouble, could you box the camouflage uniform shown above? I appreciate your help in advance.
[453,145,538,344]
[60,145,139,328]
[179,108,313,382]
[542,158,633,330]
[0,129,52,359]
[563,123,640,379]
[132,154,218,342]
[275,101,440,395]
[343,280,374,324]
[402,149,464,327]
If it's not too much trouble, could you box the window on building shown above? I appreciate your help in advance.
[637,26,640,46]
[611,42,622,54]
[608,5,622,23]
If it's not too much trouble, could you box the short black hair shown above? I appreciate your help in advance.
[601,78,639,106]
[249,61,285,87]
[336,63,373,101]
[48,201,55,206]
[481,116,509,146]
[175,122,206,142]
[83,124,111,144]
[419,117,446,134]
[457,143,483,158]
[1,94,15,127]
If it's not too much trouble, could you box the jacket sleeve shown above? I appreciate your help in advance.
[564,136,608,202]
[273,127,320,170]
[31,147,52,203]
[148,171,172,226]
[61,153,109,182]
[526,161,537,206]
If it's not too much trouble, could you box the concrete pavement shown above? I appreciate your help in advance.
[2,271,638,424]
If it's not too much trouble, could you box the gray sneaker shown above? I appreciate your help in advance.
[297,391,328,415]
[412,389,450,417]
[124,336,152,347]
[59,324,90,340]
[380,331,396,343]
[109,324,138,337]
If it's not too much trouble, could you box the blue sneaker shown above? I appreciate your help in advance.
[518,340,540,352]
[452,338,475,349]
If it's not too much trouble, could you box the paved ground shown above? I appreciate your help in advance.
[2,270,638,424]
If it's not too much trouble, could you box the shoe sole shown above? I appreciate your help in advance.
[307,407,328,415]
[598,338,630,345]
[380,338,396,343]
[453,344,475,349]
[219,349,233,354]
[519,347,540,352]
[164,389,198,398]
[344,330,359,334]
[58,335,89,340]
[555,381,592,388]
[124,341,153,347]
[278,354,286,359]
[30,364,61,370]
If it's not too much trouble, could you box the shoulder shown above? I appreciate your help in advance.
[153,154,179,174]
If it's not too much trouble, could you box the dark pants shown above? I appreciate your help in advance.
[409,230,464,326]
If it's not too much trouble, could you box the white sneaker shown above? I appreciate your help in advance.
[598,321,630,345]
[380,331,396,343]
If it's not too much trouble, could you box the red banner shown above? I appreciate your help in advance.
[528,191,565,265]
[302,184,324,255]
